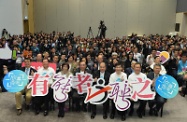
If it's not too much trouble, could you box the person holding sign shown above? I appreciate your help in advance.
[109,63,127,121]
[56,63,73,118]
[72,61,91,112]
[147,64,166,116]
[34,59,55,116]
[128,63,148,118]
[15,58,37,115]
[90,62,110,119]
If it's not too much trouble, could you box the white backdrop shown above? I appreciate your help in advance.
[0,0,23,37]
[34,0,177,38]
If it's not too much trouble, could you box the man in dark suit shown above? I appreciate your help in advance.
[147,64,166,116]
[90,62,110,119]
[125,60,136,78]
[15,58,37,115]
[72,61,92,112]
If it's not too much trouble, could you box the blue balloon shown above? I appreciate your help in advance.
[3,70,28,93]
[155,75,179,99]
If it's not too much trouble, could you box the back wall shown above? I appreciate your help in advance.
[33,0,177,38]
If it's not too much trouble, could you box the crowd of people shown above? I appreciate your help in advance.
[0,29,187,121]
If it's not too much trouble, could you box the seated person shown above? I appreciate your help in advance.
[15,58,37,115]
[150,56,167,75]
[147,64,167,116]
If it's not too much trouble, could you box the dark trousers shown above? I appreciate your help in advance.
[110,100,126,116]
[72,89,87,111]
[91,100,109,115]
[129,99,146,114]
[34,88,53,111]
[58,102,65,114]
[149,94,166,112]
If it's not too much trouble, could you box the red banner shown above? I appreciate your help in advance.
[22,62,57,71]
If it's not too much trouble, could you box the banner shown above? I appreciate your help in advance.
[22,62,57,71]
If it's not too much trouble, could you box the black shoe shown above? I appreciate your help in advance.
[58,113,64,118]
[110,114,115,119]
[35,110,40,115]
[17,109,22,116]
[91,113,96,119]
[44,111,48,116]
[149,109,153,116]
[128,109,134,116]
[103,114,107,119]
[82,107,87,112]
[121,115,126,121]
[25,105,30,110]
[136,110,142,118]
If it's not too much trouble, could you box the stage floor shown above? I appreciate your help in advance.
[0,92,187,122]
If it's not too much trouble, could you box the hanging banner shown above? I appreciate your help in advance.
[22,62,57,71]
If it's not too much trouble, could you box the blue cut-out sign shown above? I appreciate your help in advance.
[3,70,28,92]
[155,75,179,99]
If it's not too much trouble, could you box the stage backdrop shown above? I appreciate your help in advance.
[33,0,177,38]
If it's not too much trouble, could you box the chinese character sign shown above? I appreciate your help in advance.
[27,73,49,96]
[72,73,93,94]
[109,81,132,111]
[155,75,179,99]
[130,78,155,101]
[3,70,28,92]
[84,78,112,105]
[51,74,73,103]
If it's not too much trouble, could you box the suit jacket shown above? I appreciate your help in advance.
[93,70,110,85]
[21,67,37,82]
[125,67,133,78]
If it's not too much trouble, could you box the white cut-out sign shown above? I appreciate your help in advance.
[0,43,12,59]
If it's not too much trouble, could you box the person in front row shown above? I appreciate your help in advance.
[90,62,110,119]
[15,58,37,115]
[34,59,56,116]
[109,63,127,121]
[128,63,147,118]
[72,61,91,112]
[57,63,73,118]
[147,64,166,116]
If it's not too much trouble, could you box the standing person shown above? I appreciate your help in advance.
[15,58,37,115]
[90,62,110,119]
[109,63,127,121]
[128,63,148,118]
[72,61,91,112]
[56,63,73,118]
[34,59,56,116]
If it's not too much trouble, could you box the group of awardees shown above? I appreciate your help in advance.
[1,58,184,121]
